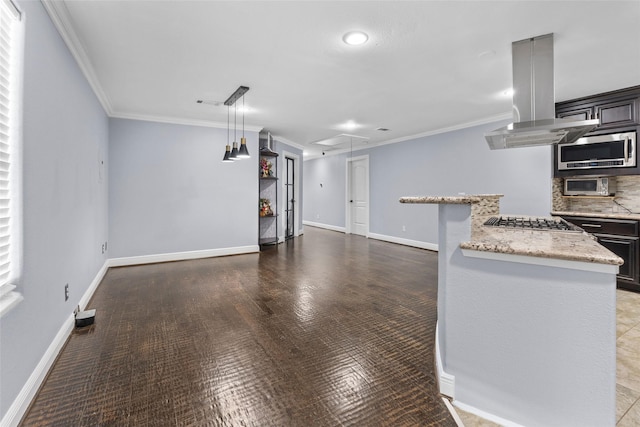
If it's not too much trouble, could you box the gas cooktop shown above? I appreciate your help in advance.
[484,216,582,232]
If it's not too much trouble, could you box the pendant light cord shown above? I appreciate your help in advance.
[227,105,230,144]
[234,103,237,142]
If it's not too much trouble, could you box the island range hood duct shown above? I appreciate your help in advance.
[485,33,599,150]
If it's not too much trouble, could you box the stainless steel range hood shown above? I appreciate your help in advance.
[485,34,599,150]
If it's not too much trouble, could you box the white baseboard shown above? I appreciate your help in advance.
[0,313,74,427]
[368,232,438,251]
[79,260,109,311]
[302,224,439,252]
[108,245,259,267]
[436,324,520,427]
[302,220,346,233]
[452,401,524,427]
[1,245,260,427]
[435,322,455,398]
[0,258,112,427]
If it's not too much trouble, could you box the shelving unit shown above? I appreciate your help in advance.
[259,136,278,248]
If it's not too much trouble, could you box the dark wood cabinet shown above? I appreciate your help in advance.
[596,235,638,287]
[564,217,639,237]
[596,99,638,129]
[554,86,640,178]
[556,86,640,132]
[561,215,640,292]
[557,107,592,122]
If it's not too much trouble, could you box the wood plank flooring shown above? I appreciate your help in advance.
[21,227,455,426]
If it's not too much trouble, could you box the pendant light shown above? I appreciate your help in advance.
[237,93,250,158]
[222,105,233,162]
[221,86,249,162]
[229,103,239,159]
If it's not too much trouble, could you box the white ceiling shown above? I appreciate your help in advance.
[43,1,640,157]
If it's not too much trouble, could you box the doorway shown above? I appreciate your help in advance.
[346,155,369,237]
[284,156,295,240]
[282,151,300,240]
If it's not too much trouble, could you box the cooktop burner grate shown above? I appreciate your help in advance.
[484,216,582,232]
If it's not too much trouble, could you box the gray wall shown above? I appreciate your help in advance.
[304,120,553,245]
[303,152,348,228]
[109,118,259,258]
[438,203,616,426]
[0,0,109,417]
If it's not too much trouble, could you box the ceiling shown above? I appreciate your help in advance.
[43,1,640,157]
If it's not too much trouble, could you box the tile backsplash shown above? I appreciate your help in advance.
[552,176,640,214]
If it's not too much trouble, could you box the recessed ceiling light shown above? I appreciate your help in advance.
[343,31,368,46]
[376,127,390,132]
[339,120,362,130]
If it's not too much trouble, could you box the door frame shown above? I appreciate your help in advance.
[282,150,301,240]
[345,154,370,236]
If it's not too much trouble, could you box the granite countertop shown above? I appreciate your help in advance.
[551,210,640,221]
[399,194,502,204]
[463,215,624,266]
[399,195,623,265]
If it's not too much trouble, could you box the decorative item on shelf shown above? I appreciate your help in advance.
[260,158,273,177]
[259,198,273,217]
[221,85,249,162]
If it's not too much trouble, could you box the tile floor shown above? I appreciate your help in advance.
[455,289,640,426]
[616,289,640,426]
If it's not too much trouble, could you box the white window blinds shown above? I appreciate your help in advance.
[0,0,22,317]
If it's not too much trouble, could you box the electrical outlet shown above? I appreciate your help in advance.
[105,241,108,252]
[316,214,320,219]
[64,284,69,301]
[101,243,105,254]
[402,225,406,232]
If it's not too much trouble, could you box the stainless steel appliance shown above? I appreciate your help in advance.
[485,34,599,150]
[557,131,636,171]
[564,177,616,196]
[483,216,582,232]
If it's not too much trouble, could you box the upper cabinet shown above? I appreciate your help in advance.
[556,86,640,134]
[554,86,640,178]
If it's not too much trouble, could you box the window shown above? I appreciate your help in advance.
[0,0,23,317]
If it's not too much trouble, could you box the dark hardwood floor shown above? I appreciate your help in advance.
[21,227,455,426]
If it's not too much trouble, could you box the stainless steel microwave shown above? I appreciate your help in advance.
[557,131,636,171]
[564,177,616,196]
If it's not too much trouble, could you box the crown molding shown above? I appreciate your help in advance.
[272,135,305,151]
[110,112,264,132]
[40,1,512,148]
[303,112,513,161]
[41,0,114,115]
[303,145,368,161]
[41,1,268,133]
[373,112,512,148]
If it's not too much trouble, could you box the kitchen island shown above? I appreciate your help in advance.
[400,194,622,427]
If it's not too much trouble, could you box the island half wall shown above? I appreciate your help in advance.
[399,194,621,427]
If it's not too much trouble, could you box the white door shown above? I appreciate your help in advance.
[349,157,369,236]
